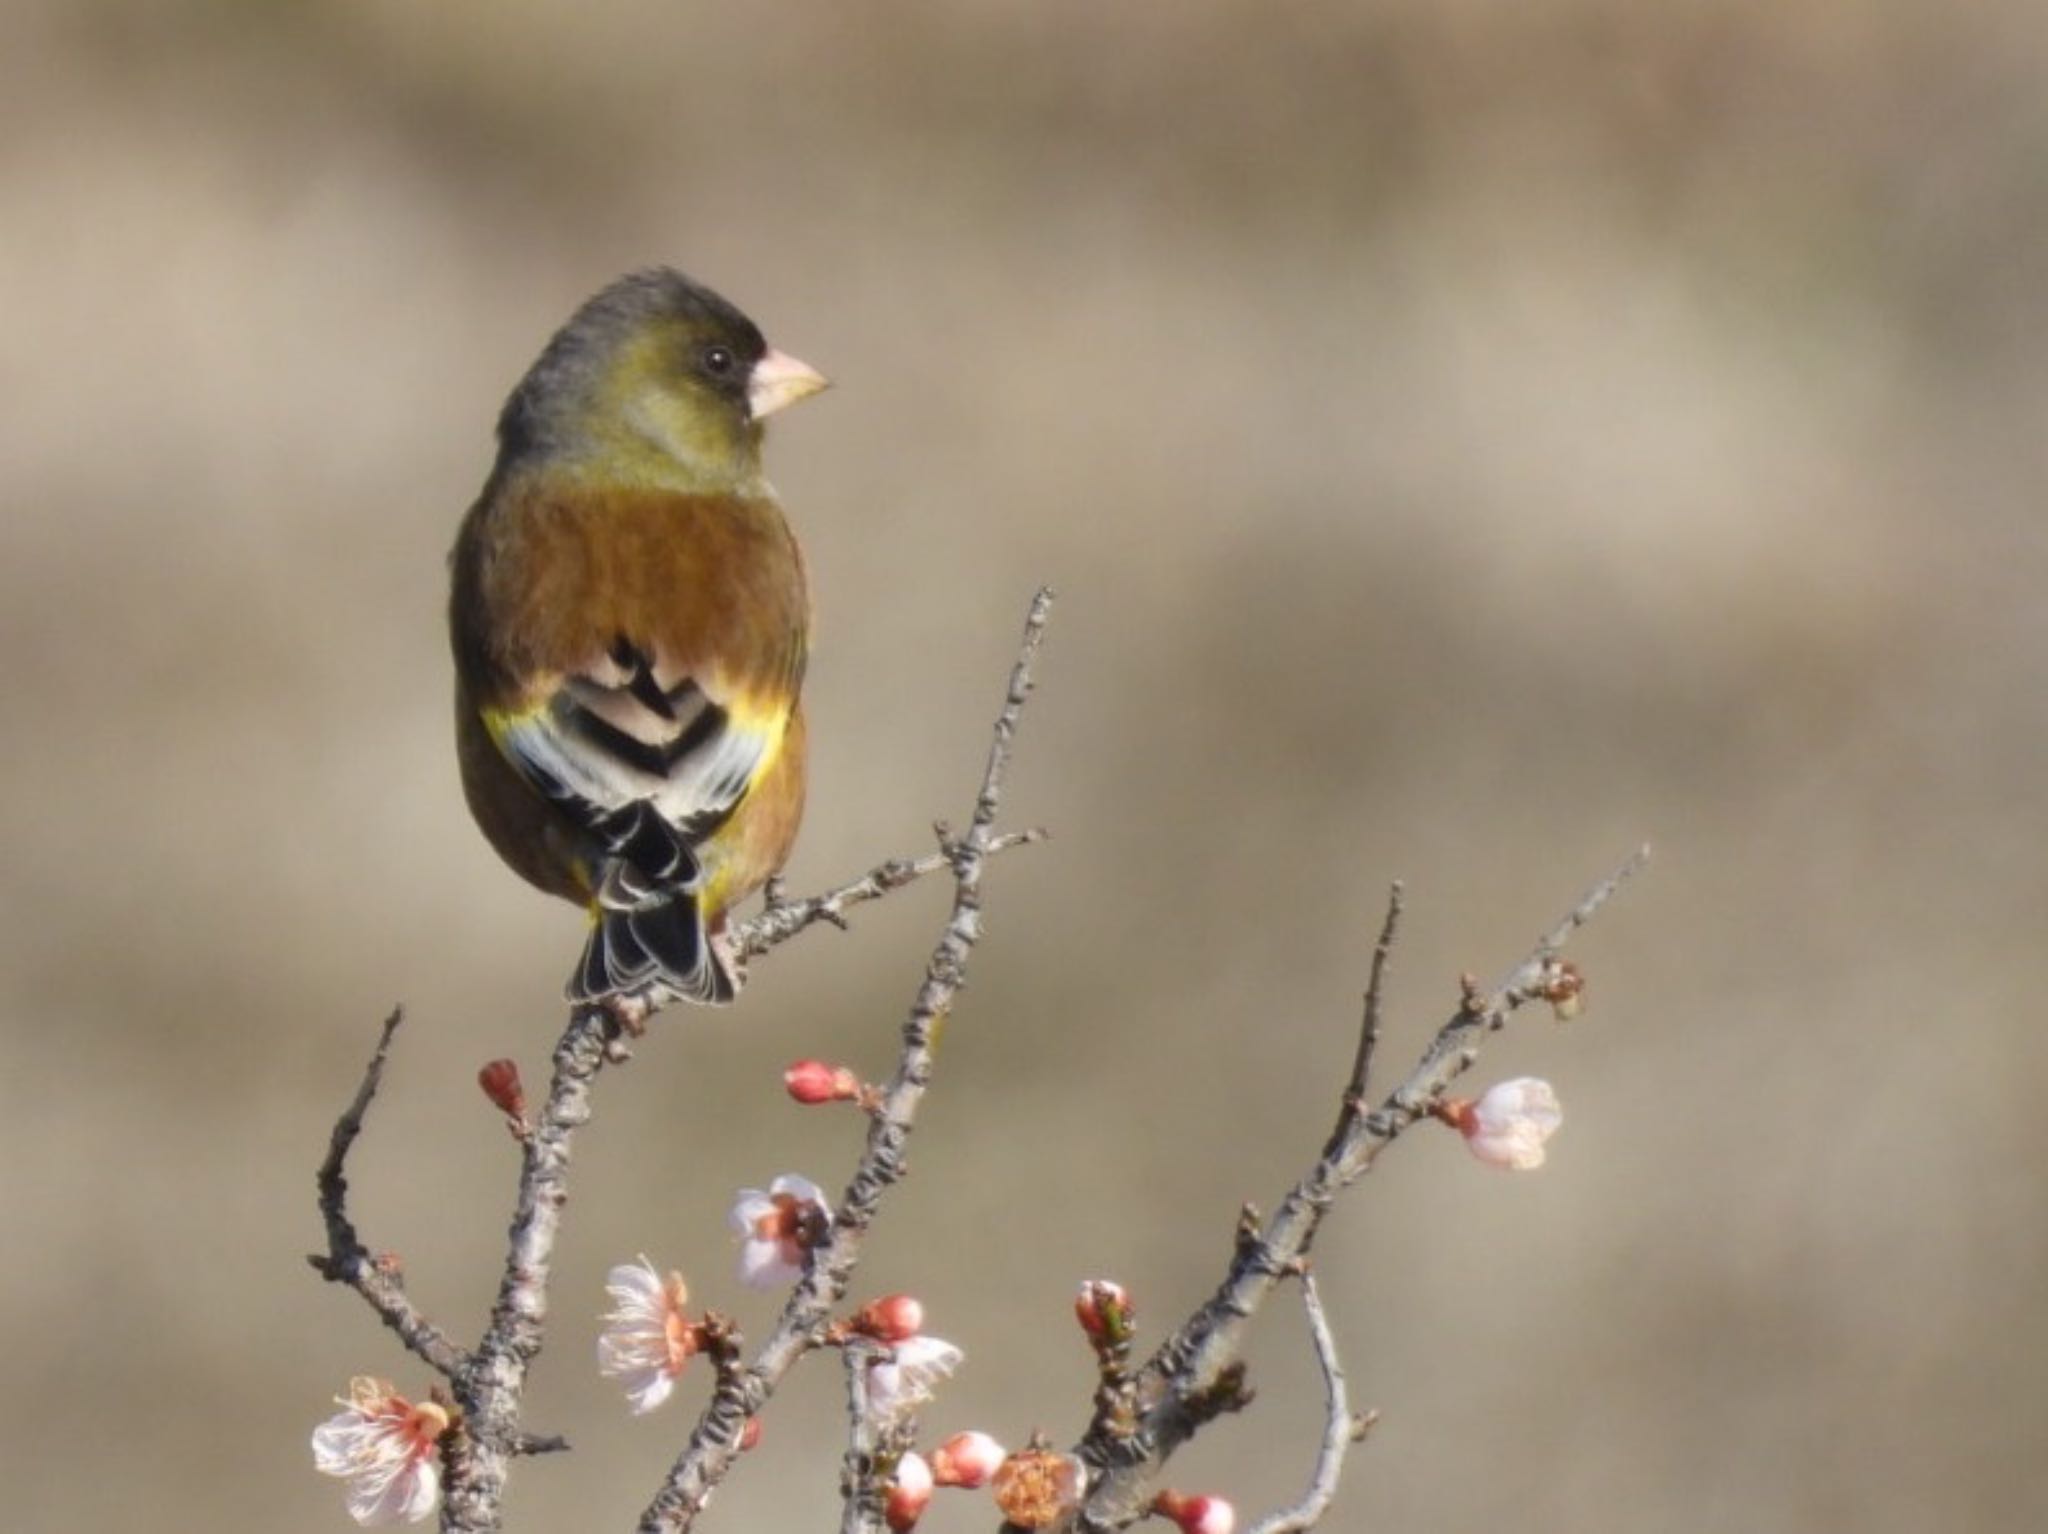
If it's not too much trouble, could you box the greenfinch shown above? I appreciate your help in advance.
[448,269,827,1008]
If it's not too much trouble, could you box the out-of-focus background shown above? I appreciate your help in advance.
[4,2,2044,1530]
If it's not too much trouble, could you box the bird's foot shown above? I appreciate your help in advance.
[601,993,652,1049]
[709,929,747,997]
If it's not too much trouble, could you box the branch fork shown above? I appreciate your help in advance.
[309,583,1650,1534]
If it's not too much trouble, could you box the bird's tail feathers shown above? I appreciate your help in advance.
[568,860,737,1007]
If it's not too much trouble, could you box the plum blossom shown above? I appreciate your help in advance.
[1446,1077,1564,1170]
[728,1173,832,1288]
[310,1377,447,1526]
[866,1334,964,1422]
[597,1258,699,1414]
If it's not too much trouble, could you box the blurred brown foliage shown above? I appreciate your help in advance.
[3,3,2044,1530]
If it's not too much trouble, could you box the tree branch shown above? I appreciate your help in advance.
[307,1008,472,1381]
[1342,882,1404,1111]
[732,829,1047,962]
[1243,1274,1368,1534]
[1070,845,1652,1531]
[441,1005,613,1531]
[311,594,1054,1534]
[836,1338,892,1534]
[636,586,1056,1534]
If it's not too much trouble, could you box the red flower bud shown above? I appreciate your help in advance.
[852,1293,926,1343]
[1154,1490,1236,1534]
[784,1059,862,1105]
[478,1059,526,1119]
[1076,1279,1135,1348]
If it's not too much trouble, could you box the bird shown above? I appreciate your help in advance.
[448,268,827,1012]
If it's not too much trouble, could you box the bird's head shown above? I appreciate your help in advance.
[495,268,828,494]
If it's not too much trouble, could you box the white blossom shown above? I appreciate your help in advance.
[310,1378,446,1526]
[597,1258,696,1414]
[1460,1077,1564,1170]
[728,1173,831,1288]
[866,1334,964,1422]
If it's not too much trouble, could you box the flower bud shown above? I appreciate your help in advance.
[885,1451,934,1532]
[1075,1279,1135,1348]
[1537,959,1584,1021]
[1154,1491,1236,1534]
[930,1430,1006,1489]
[853,1293,926,1343]
[478,1059,526,1120]
[784,1059,862,1105]
[1440,1078,1564,1170]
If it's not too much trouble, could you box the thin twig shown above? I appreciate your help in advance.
[308,1008,471,1381]
[836,1339,890,1534]
[1071,845,1652,1532]
[442,1007,614,1532]
[637,586,1057,1534]
[1244,1274,1356,1534]
[1343,883,1404,1109]
[730,829,1047,961]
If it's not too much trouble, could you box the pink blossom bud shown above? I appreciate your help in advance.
[930,1430,1006,1489]
[852,1293,926,1343]
[784,1059,863,1105]
[885,1451,934,1532]
[737,1416,763,1452]
[1441,1077,1564,1170]
[1154,1491,1237,1534]
[1076,1279,1135,1347]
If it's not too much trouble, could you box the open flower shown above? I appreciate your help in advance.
[1444,1077,1564,1170]
[729,1174,832,1288]
[866,1334,964,1422]
[598,1259,699,1414]
[310,1377,448,1526]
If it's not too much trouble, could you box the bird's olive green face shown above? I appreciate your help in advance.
[497,270,825,495]
[605,315,769,482]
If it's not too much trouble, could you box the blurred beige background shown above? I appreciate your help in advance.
[3,2,2043,1530]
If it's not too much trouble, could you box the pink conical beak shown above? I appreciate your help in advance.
[747,348,830,419]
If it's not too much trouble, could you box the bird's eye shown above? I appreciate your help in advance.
[700,344,736,378]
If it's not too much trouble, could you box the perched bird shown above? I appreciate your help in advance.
[449,269,827,1009]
